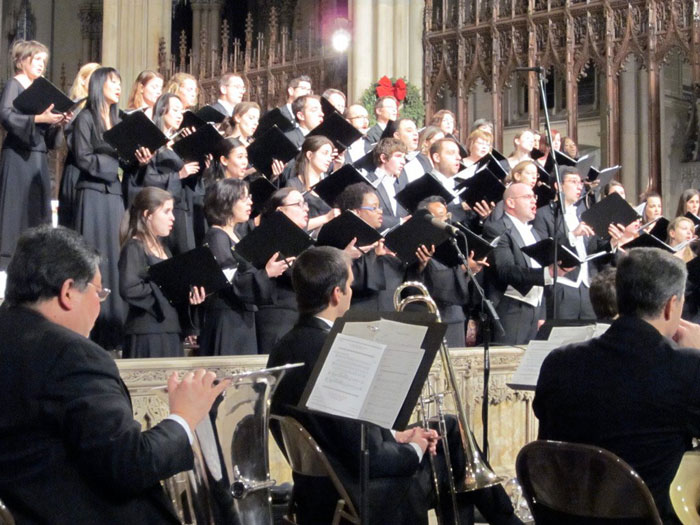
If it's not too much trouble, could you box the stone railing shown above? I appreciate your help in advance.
[116,346,535,483]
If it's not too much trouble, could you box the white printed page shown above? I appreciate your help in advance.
[509,340,560,390]
[305,333,385,420]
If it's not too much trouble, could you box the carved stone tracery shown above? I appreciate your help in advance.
[424,0,700,194]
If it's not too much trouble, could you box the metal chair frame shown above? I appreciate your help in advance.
[271,415,361,525]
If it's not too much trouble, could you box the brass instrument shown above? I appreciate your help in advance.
[157,364,300,525]
[394,282,503,522]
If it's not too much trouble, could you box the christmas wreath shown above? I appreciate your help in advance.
[359,76,424,127]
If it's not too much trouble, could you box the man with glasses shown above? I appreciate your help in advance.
[532,166,610,319]
[343,104,372,163]
[212,73,246,117]
[485,183,570,344]
[279,75,312,126]
[0,225,229,524]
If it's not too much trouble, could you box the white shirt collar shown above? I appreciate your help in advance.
[315,315,334,328]
[217,99,234,116]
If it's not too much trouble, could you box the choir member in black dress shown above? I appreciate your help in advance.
[334,182,407,311]
[285,136,340,233]
[126,70,163,120]
[203,137,248,185]
[58,61,100,229]
[255,187,309,353]
[165,72,207,250]
[0,40,70,269]
[199,179,286,355]
[118,187,205,357]
[124,93,199,207]
[72,67,150,349]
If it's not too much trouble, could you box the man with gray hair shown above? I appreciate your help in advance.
[534,247,700,522]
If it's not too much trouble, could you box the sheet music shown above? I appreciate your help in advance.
[547,326,596,345]
[343,319,426,428]
[508,340,560,390]
[305,333,385,419]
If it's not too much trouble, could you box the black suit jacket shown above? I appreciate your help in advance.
[365,123,383,144]
[365,170,409,229]
[284,127,306,150]
[278,104,295,126]
[0,306,192,524]
[484,214,546,306]
[267,315,430,524]
[210,100,231,118]
[534,316,700,523]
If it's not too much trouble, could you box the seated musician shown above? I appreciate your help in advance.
[0,225,228,524]
[534,247,700,523]
[267,246,521,525]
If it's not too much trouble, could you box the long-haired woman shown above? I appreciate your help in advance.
[286,136,339,232]
[58,61,100,228]
[0,40,69,268]
[73,66,150,349]
[199,179,286,355]
[126,70,163,119]
[118,187,204,358]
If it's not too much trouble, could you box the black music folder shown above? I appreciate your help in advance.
[313,165,369,207]
[394,173,456,213]
[384,211,450,265]
[476,150,509,180]
[307,111,363,151]
[587,165,621,184]
[433,224,499,267]
[13,76,78,114]
[320,95,341,118]
[255,107,295,138]
[685,212,700,228]
[687,257,700,284]
[446,133,469,159]
[352,150,376,173]
[247,125,300,177]
[246,175,276,218]
[521,238,608,268]
[648,216,670,240]
[378,119,397,141]
[148,246,228,304]
[234,211,315,268]
[530,147,546,161]
[580,192,640,237]
[172,123,226,163]
[455,165,506,208]
[196,105,227,124]
[180,110,207,130]
[316,211,383,250]
[103,111,168,163]
[620,233,692,254]
[298,309,446,430]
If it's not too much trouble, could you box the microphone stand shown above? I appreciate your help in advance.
[533,68,569,318]
[448,232,504,459]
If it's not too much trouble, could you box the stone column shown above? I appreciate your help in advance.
[209,0,222,62]
[101,0,171,106]
[619,58,638,198]
[348,0,424,102]
[348,0,375,101]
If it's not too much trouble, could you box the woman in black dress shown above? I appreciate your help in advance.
[285,136,339,234]
[124,93,200,207]
[0,40,69,269]
[255,187,311,353]
[118,187,205,357]
[58,62,100,229]
[72,66,150,349]
[199,179,286,355]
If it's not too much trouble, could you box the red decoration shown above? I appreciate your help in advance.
[375,76,407,102]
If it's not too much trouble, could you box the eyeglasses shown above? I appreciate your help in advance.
[87,282,111,302]
[359,205,382,212]
[512,194,537,201]
[280,200,307,209]
[347,115,368,120]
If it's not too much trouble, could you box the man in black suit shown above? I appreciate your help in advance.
[484,183,567,344]
[283,94,324,149]
[344,104,373,164]
[366,95,398,144]
[278,75,312,126]
[267,246,520,525]
[0,226,228,524]
[210,72,246,117]
[534,247,700,523]
[532,166,611,320]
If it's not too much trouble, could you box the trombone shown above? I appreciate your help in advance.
[394,281,503,524]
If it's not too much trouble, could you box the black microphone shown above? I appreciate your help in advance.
[424,214,460,237]
[515,66,545,74]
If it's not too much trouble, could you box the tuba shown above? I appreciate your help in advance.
[158,364,299,525]
[394,282,503,523]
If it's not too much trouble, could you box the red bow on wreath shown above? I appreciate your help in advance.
[375,76,407,102]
